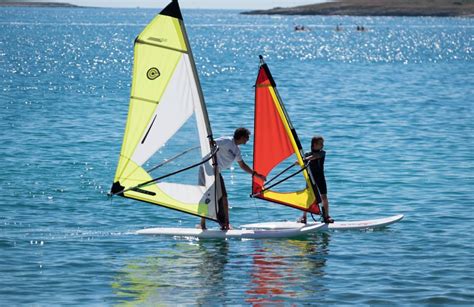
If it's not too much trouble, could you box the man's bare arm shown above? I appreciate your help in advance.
[238,160,266,181]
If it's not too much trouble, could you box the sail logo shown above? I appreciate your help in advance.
[147,67,161,80]
[149,37,167,43]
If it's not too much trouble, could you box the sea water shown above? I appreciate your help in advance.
[0,7,473,305]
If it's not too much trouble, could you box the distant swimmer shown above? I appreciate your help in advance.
[294,25,310,32]
[336,24,342,31]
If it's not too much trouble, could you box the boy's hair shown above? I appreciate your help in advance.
[234,127,250,140]
[311,135,324,148]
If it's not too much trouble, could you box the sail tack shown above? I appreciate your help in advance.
[111,0,222,222]
[252,57,320,214]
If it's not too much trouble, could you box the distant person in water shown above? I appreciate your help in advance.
[200,128,266,230]
[298,136,334,224]
[294,25,309,31]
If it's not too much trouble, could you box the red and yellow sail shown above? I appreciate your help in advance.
[252,57,320,214]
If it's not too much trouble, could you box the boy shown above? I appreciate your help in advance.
[299,136,334,224]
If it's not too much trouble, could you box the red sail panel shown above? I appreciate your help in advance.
[252,61,320,215]
[252,66,294,194]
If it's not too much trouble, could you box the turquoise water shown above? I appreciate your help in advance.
[1,7,473,305]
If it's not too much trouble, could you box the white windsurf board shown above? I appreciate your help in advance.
[241,214,404,231]
[136,222,326,239]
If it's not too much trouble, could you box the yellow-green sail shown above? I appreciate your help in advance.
[110,0,221,221]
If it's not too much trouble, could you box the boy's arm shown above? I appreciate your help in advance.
[304,152,325,161]
[295,152,313,165]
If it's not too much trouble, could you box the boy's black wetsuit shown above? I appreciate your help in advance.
[305,150,327,204]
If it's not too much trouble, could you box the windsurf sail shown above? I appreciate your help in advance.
[251,55,320,214]
[110,0,223,223]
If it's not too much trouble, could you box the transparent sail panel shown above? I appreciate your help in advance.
[143,113,205,186]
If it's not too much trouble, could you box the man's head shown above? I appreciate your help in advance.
[233,127,250,145]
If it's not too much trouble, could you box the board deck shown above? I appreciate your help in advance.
[241,214,404,231]
[136,222,326,239]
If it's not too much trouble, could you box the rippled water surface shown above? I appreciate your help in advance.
[1,7,473,305]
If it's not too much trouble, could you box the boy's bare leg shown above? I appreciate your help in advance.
[298,212,307,224]
[321,194,329,217]
[321,194,333,222]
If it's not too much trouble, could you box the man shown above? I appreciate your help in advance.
[200,127,266,230]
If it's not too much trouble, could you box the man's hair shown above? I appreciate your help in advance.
[311,135,324,148]
[234,127,250,140]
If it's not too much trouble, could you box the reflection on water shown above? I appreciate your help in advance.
[111,239,229,305]
[246,234,330,304]
[246,249,295,304]
[112,234,331,305]
[195,240,229,305]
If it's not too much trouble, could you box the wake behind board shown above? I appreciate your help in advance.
[241,214,404,231]
[136,223,326,239]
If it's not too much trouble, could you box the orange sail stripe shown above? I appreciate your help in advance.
[252,66,294,194]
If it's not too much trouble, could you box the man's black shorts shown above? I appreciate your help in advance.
[219,174,227,198]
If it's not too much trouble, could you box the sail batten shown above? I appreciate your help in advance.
[252,57,320,214]
[136,39,188,54]
[129,96,159,104]
[110,1,222,223]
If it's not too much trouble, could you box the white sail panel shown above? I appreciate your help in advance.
[131,54,197,166]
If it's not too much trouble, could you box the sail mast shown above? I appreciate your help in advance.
[173,0,214,142]
[172,0,220,222]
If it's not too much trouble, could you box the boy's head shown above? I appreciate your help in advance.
[234,127,250,145]
[311,136,324,151]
